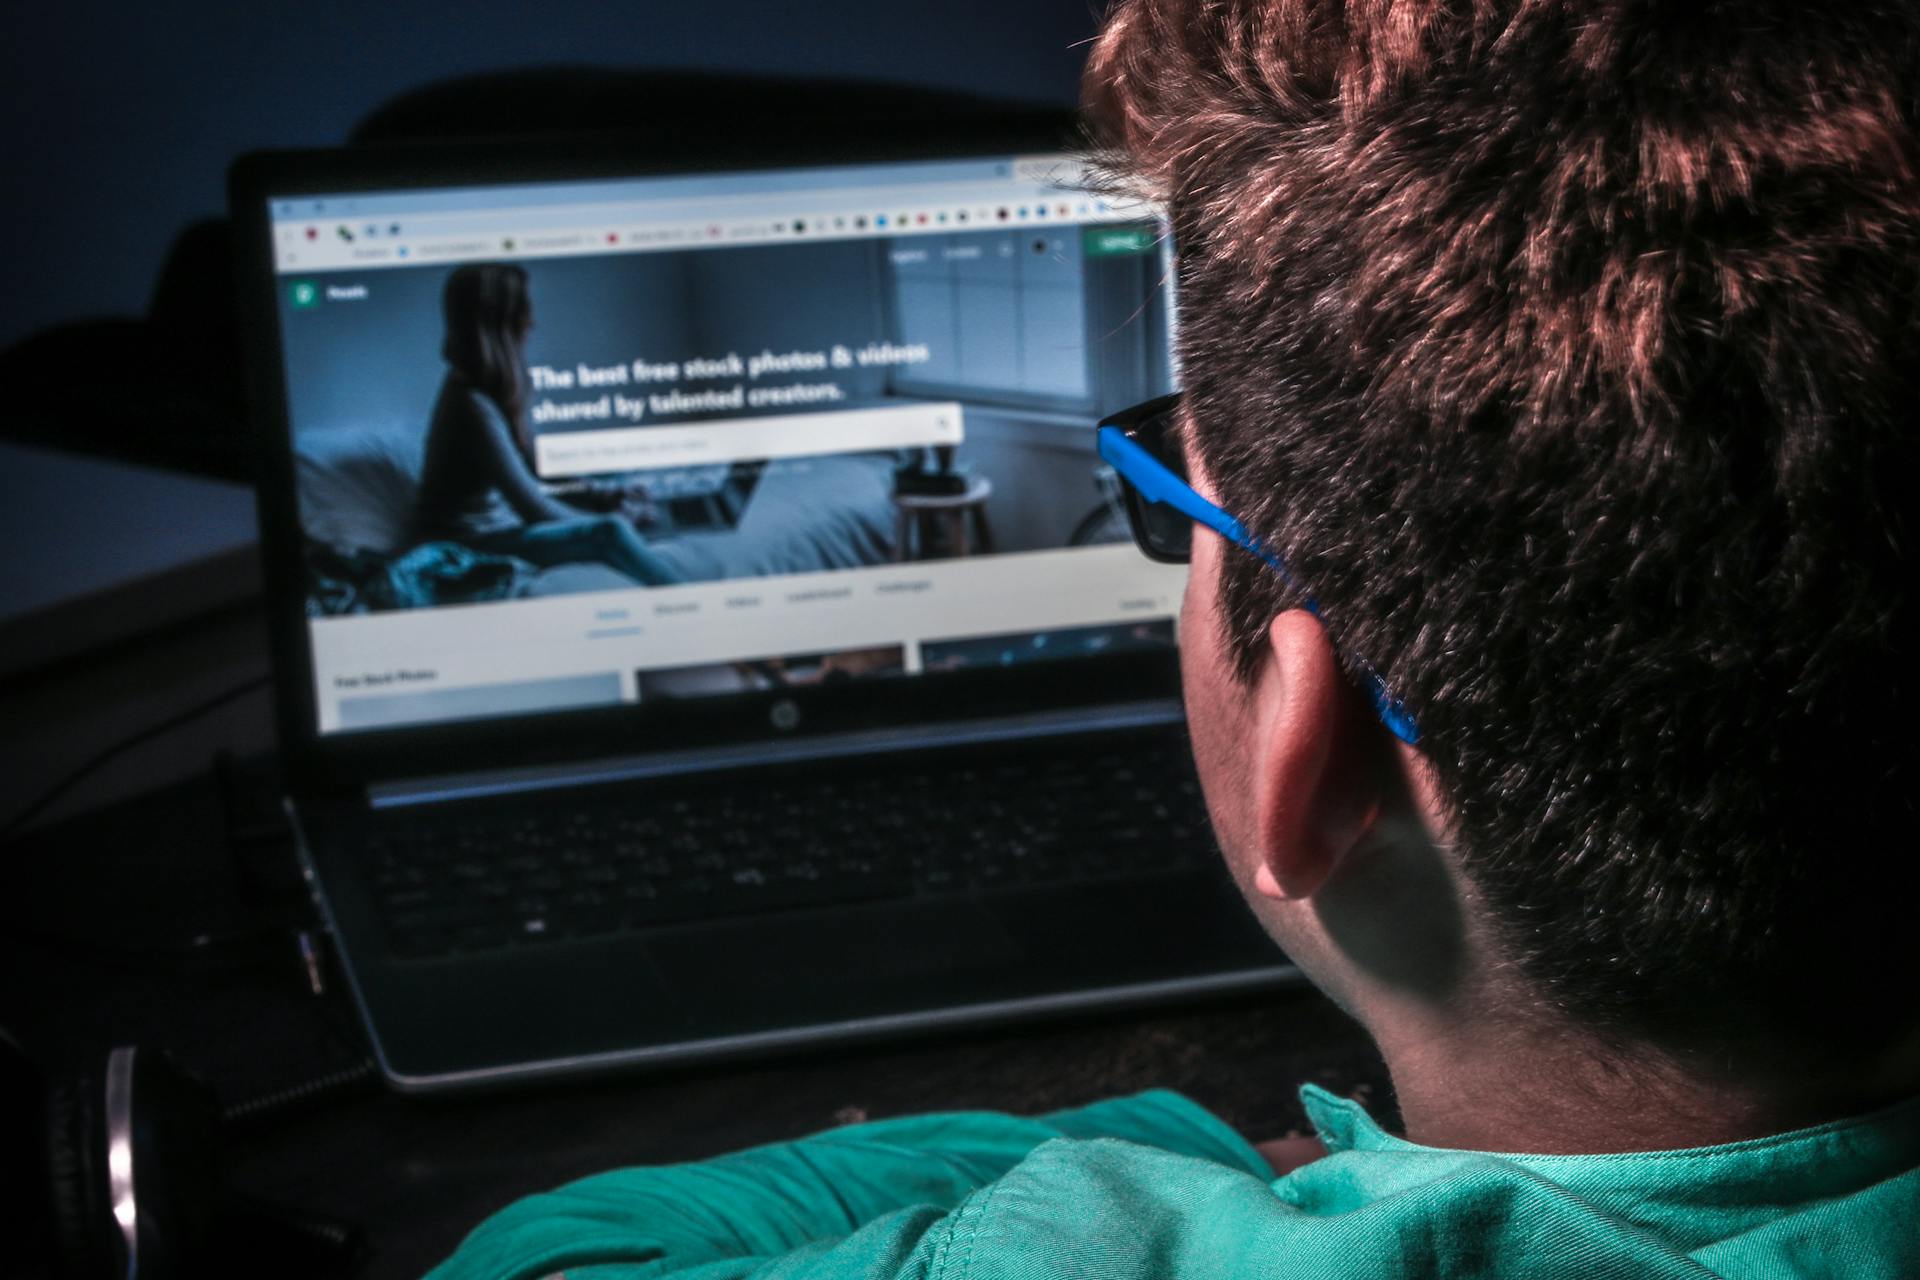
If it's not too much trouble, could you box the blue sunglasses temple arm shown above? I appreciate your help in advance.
[1357,670,1421,746]
[1096,426,1422,746]
[1097,428,1270,564]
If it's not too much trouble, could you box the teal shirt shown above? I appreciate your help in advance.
[429,1086,1920,1279]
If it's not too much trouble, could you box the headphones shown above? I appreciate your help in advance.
[5,1030,223,1280]
[5,1028,371,1280]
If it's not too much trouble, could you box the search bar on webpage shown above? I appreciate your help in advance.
[535,402,964,476]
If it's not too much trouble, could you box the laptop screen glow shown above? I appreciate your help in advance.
[267,154,1186,735]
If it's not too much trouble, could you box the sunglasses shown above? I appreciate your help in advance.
[1095,393,1421,746]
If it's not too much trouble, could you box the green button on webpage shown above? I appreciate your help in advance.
[1082,225,1158,257]
[289,280,320,309]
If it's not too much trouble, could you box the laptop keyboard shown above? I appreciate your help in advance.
[364,738,1217,959]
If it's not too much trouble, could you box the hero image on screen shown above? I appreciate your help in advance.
[281,218,1174,616]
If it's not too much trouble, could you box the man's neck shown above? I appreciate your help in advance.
[1372,1013,1920,1155]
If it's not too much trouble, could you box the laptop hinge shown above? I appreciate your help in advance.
[367,699,1184,810]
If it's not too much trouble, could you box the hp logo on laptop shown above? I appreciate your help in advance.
[769,699,801,732]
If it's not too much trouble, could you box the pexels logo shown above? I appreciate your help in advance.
[288,280,319,309]
[769,699,801,732]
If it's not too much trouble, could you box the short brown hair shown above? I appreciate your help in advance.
[1088,1,1918,1061]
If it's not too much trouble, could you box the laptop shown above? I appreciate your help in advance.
[230,123,1292,1092]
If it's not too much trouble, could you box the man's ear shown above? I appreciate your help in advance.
[1248,609,1382,901]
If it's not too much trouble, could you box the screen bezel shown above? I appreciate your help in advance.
[230,119,1184,797]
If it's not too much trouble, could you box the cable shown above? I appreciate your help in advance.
[0,673,270,843]
[221,929,383,1131]
[222,1056,380,1128]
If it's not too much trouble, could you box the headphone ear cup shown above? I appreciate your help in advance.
[6,1036,228,1280]
[44,1075,116,1280]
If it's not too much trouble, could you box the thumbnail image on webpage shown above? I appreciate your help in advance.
[280,221,1174,625]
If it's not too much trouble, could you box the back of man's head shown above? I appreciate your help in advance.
[1088,1,1918,1070]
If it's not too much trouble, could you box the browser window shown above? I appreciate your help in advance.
[269,154,1186,734]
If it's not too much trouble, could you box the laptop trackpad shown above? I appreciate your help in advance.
[645,899,1021,1031]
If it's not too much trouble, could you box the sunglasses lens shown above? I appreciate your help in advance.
[1123,405,1193,562]
[1134,491,1192,560]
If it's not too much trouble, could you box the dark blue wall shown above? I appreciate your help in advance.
[0,0,1096,349]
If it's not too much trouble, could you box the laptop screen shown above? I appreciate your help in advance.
[266,153,1186,736]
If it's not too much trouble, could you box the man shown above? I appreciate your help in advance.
[433,1,1919,1275]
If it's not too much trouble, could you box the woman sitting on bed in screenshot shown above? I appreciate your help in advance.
[415,262,685,587]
